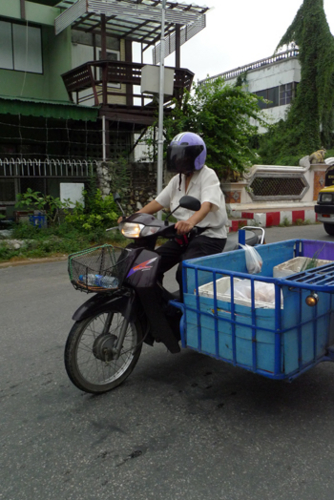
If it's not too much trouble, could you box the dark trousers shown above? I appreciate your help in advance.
[156,235,226,299]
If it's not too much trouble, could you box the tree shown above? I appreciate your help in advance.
[259,0,334,165]
[159,78,266,181]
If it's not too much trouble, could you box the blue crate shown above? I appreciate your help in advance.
[29,214,47,228]
[180,239,334,380]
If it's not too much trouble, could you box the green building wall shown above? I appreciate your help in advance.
[0,0,72,102]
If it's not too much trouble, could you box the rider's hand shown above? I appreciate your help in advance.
[117,216,123,224]
[175,220,194,235]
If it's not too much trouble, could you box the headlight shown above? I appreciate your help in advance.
[140,226,160,237]
[321,193,333,203]
[120,223,160,238]
[121,222,144,238]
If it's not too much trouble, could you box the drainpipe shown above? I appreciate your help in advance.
[20,0,26,19]
[102,115,106,161]
[101,14,108,161]
[156,0,166,220]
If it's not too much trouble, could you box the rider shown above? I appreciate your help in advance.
[136,131,228,296]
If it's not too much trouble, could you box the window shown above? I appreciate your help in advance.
[255,83,298,109]
[99,50,120,88]
[267,87,279,107]
[255,87,279,109]
[0,20,43,74]
[280,82,297,105]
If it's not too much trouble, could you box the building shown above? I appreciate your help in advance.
[200,47,300,132]
[0,0,208,219]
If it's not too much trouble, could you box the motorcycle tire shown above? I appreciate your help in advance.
[64,309,143,394]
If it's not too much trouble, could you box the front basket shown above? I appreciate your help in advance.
[68,244,130,293]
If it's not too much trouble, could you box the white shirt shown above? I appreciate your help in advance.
[155,165,228,239]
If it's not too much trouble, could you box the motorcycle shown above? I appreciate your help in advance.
[64,194,265,394]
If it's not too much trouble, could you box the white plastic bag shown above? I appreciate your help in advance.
[224,279,282,308]
[233,280,275,305]
[240,244,263,274]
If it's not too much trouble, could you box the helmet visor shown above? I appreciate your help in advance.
[167,144,204,173]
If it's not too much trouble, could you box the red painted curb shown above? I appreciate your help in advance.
[230,208,315,230]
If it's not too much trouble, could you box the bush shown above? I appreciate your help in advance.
[2,174,126,262]
[15,188,71,225]
[64,189,119,231]
[0,221,127,262]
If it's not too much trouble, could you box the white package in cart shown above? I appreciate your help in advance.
[198,277,283,309]
[229,279,276,306]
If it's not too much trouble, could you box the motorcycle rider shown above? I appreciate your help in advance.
[135,132,228,297]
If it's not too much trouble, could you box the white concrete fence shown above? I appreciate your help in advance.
[222,160,328,228]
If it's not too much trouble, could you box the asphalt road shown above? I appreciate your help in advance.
[2,223,334,500]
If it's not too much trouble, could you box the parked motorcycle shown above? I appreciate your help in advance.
[64,194,265,394]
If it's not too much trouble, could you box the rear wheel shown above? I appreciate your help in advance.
[324,223,334,236]
[64,310,142,394]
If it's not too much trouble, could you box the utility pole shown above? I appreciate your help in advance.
[156,0,166,219]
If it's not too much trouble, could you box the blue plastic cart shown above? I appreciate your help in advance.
[174,238,334,381]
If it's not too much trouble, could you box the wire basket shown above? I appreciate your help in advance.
[68,244,130,293]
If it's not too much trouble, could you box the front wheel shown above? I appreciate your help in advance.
[324,223,334,236]
[64,310,143,394]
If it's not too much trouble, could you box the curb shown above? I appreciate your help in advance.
[0,256,68,269]
[229,209,317,231]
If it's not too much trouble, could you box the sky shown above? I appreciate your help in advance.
[150,0,334,82]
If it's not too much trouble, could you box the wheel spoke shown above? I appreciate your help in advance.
[72,312,139,387]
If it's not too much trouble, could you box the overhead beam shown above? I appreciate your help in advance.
[55,0,202,35]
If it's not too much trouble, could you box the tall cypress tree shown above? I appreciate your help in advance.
[260,0,334,164]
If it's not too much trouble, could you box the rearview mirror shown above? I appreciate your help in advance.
[179,195,201,212]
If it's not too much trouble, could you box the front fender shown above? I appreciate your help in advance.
[72,290,137,322]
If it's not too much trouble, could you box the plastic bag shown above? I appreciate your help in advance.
[239,244,263,274]
[233,280,275,305]
[224,279,282,308]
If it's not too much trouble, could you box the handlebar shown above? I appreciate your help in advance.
[239,226,265,245]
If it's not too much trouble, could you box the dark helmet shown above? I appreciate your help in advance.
[166,132,207,174]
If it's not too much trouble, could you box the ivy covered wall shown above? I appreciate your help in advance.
[259,0,334,166]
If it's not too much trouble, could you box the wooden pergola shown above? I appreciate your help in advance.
[54,0,209,157]
[55,0,208,65]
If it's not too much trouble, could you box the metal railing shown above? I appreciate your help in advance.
[61,60,194,107]
[200,49,300,84]
[0,158,97,178]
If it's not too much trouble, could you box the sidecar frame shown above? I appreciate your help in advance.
[173,239,334,381]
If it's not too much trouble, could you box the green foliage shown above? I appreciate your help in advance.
[1,167,129,262]
[234,72,248,88]
[15,188,71,225]
[259,120,302,165]
[259,0,334,165]
[65,189,118,231]
[107,157,131,197]
[151,78,267,180]
[0,221,124,262]
[279,217,291,227]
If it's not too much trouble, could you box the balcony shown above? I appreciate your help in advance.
[61,60,194,127]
